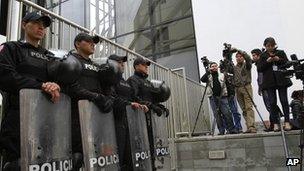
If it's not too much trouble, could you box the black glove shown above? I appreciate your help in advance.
[150,103,169,117]
[94,94,113,113]
[156,104,170,117]
[151,104,163,116]
[163,106,170,117]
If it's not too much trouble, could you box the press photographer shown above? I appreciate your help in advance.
[220,43,243,133]
[200,58,237,135]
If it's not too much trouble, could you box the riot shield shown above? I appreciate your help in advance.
[126,106,152,171]
[151,112,171,170]
[20,89,72,171]
[78,100,119,171]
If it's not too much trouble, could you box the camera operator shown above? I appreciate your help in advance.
[201,62,237,135]
[257,37,293,131]
[251,49,272,130]
[234,50,257,133]
[220,45,243,133]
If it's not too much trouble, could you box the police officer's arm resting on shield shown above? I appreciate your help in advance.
[127,57,170,117]
[0,12,60,103]
[0,12,63,170]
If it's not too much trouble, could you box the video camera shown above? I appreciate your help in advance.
[279,54,304,80]
[223,43,238,60]
[220,43,236,76]
[200,56,211,68]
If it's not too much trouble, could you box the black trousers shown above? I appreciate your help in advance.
[71,111,83,154]
[145,111,156,171]
[267,87,290,124]
[115,115,133,171]
[0,109,20,162]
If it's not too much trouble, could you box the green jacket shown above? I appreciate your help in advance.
[234,51,252,87]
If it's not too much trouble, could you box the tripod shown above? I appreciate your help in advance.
[192,69,233,136]
[192,66,212,136]
[234,67,267,130]
[299,80,304,171]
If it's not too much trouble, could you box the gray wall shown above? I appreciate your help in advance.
[157,50,200,82]
[175,131,301,170]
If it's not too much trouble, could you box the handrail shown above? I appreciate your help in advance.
[12,0,210,138]
[16,0,170,71]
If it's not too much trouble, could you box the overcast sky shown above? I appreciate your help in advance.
[192,0,304,121]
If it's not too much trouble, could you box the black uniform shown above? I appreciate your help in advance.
[127,71,156,169]
[127,71,154,103]
[111,74,134,170]
[0,41,54,162]
[64,52,109,154]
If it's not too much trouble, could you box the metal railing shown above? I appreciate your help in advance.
[7,0,210,139]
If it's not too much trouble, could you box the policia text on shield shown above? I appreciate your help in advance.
[0,11,172,171]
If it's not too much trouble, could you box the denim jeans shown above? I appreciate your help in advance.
[227,95,242,131]
[209,96,235,133]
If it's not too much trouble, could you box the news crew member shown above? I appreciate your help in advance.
[290,90,304,130]
[234,50,257,133]
[251,49,273,130]
[201,62,237,135]
[257,37,292,131]
[0,12,59,170]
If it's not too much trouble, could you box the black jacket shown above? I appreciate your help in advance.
[64,53,102,102]
[112,75,133,120]
[127,71,154,104]
[0,41,54,109]
[64,53,106,124]
[257,49,292,90]
[0,41,53,93]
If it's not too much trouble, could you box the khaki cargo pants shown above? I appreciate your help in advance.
[236,84,256,130]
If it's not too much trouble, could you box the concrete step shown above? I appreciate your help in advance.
[174,130,302,171]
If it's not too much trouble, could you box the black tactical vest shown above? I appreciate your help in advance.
[131,72,154,102]
[73,53,102,94]
[115,76,133,100]
[16,41,52,82]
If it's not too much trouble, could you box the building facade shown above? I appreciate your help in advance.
[114,0,200,81]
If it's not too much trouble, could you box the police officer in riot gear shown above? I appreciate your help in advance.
[0,12,60,170]
[108,54,148,170]
[127,57,168,116]
[64,33,114,170]
[127,57,169,170]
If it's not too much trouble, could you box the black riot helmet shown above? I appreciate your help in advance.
[97,56,121,87]
[47,50,82,84]
[150,80,171,103]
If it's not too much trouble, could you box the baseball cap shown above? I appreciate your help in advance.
[133,57,151,68]
[108,54,127,62]
[74,33,100,46]
[22,12,52,27]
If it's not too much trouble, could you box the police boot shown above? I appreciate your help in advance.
[72,152,83,171]
[3,159,20,171]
